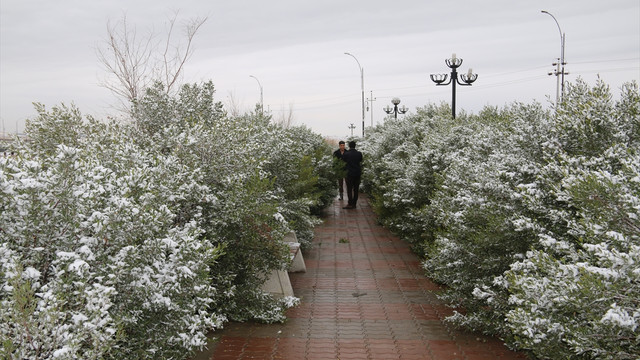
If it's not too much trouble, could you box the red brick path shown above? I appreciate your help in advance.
[193,195,528,360]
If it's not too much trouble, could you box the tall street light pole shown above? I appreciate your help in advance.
[430,53,478,119]
[541,10,567,107]
[344,52,365,137]
[249,75,264,115]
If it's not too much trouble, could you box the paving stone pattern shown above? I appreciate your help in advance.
[193,195,528,360]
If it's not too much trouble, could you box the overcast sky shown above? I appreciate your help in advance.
[1,0,639,139]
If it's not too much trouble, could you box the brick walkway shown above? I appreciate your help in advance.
[193,195,528,360]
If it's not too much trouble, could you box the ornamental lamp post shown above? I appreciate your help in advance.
[383,98,408,119]
[430,53,477,119]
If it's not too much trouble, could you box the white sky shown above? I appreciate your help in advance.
[1,0,639,139]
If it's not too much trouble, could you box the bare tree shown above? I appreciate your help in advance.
[159,12,207,93]
[97,12,207,112]
[224,90,243,118]
[97,15,153,111]
[276,102,295,128]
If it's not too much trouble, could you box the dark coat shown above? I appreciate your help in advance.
[342,148,363,177]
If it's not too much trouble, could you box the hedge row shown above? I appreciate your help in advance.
[0,82,337,359]
[362,79,639,359]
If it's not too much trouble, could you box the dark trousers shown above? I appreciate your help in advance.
[345,175,361,207]
[337,178,345,196]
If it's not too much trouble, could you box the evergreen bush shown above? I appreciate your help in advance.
[0,81,336,358]
[361,79,639,358]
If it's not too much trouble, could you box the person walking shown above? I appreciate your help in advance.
[342,141,363,209]
[333,141,347,200]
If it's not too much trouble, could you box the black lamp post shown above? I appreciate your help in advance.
[430,54,477,119]
[384,98,408,119]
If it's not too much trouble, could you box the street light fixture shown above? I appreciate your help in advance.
[249,75,264,115]
[541,10,567,107]
[344,52,365,137]
[430,53,477,119]
[348,123,356,136]
[383,98,408,119]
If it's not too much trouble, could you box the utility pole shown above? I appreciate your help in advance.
[366,91,376,127]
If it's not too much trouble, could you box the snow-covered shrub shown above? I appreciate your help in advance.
[420,103,553,333]
[362,78,639,358]
[1,81,336,358]
[504,80,640,359]
[361,103,451,252]
[1,106,224,359]
[130,82,334,322]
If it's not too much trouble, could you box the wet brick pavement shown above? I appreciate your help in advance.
[192,195,528,360]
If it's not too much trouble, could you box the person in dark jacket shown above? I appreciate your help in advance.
[333,141,347,200]
[342,141,363,209]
